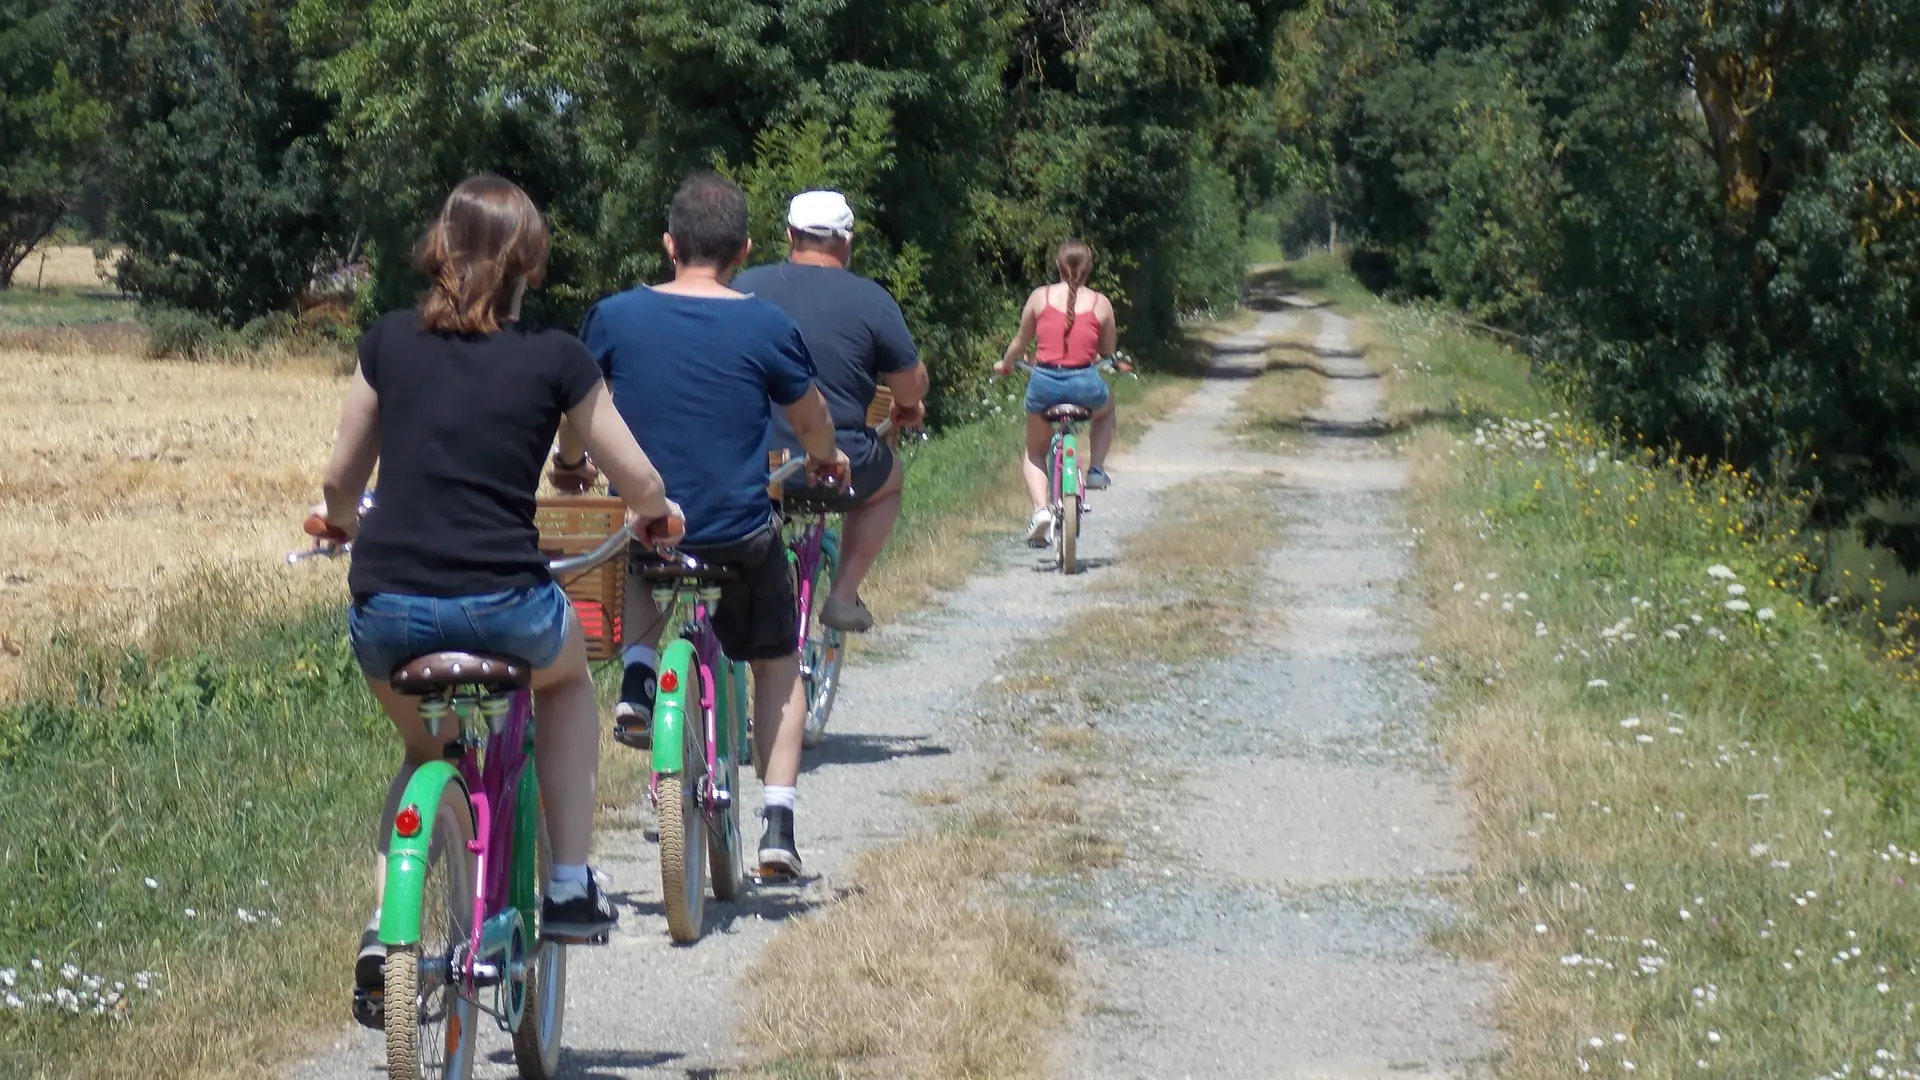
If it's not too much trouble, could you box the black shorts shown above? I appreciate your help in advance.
[679,521,797,663]
[781,431,895,512]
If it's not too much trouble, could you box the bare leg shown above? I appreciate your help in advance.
[829,458,903,605]
[751,653,806,787]
[1021,414,1052,510]
[527,618,600,867]
[1088,399,1118,472]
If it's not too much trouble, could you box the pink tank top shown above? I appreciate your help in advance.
[1034,301,1102,368]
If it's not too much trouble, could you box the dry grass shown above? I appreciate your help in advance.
[0,348,346,694]
[10,245,117,292]
[742,830,1072,1079]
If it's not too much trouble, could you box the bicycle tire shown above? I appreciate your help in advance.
[386,782,478,1080]
[511,808,566,1079]
[801,548,844,748]
[658,667,708,944]
[1060,495,1080,575]
[709,664,747,901]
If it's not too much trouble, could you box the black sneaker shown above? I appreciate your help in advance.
[351,927,384,1030]
[757,806,802,880]
[612,663,656,749]
[541,873,618,943]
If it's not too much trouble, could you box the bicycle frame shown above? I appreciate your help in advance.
[1051,423,1083,514]
[785,511,838,652]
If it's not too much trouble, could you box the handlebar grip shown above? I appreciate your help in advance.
[304,515,349,543]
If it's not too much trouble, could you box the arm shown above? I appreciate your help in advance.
[1096,295,1119,360]
[995,290,1041,374]
[320,371,380,535]
[549,416,598,492]
[783,386,840,461]
[881,363,929,429]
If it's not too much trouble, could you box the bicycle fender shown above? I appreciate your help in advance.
[379,760,467,947]
[1060,435,1081,497]
[650,638,699,775]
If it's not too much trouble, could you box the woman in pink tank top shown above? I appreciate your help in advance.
[993,239,1131,546]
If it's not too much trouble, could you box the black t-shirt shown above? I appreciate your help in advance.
[733,263,918,446]
[347,310,603,600]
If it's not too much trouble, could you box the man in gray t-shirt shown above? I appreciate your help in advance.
[733,190,929,634]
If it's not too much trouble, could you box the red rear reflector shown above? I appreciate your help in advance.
[659,670,679,694]
[395,805,422,838]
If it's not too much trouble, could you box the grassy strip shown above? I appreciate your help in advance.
[1303,259,1920,1076]
[0,360,1198,1078]
[732,474,1279,1078]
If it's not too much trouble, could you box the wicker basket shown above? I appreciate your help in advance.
[536,497,626,661]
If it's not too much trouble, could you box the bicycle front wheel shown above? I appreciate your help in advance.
[658,661,709,943]
[386,781,479,1080]
[801,550,844,748]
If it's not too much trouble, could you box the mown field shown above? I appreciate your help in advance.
[1273,260,1920,1078]
[0,265,1200,1078]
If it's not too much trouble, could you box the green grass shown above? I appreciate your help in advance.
[1317,250,1920,1077]
[0,287,134,328]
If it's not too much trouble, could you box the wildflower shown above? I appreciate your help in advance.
[143,877,158,890]
[1637,734,1654,744]
[1453,582,1465,592]
[1708,565,1737,580]
[183,908,196,918]
[1588,679,1609,689]
[1750,842,1769,857]
[1725,599,1751,613]
[1758,608,1775,621]
[1535,923,1548,934]
[1727,583,1747,597]
[1621,717,1641,727]
[1708,1031,1722,1044]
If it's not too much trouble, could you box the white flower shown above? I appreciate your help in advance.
[1636,734,1654,744]
[1621,717,1641,727]
[1535,923,1548,934]
[1757,608,1775,621]
[1454,582,1465,592]
[142,877,158,890]
[1588,679,1609,689]
[1750,842,1769,857]
[1708,564,1737,580]
[1708,1031,1722,1044]
[1725,599,1751,613]
[1726,583,1747,596]
[183,908,196,918]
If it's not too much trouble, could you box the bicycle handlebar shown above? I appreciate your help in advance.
[767,417,899,489]
[549,523,634,577]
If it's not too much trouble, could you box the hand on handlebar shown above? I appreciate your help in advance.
[889,399,927,431]
[991,359,1015,378]
[628,498,687,551]
[805,447,853,489]
[549,453,599,494]
[305,500,355,543]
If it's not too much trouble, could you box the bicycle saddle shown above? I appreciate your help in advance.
[390,651,532,695]
[1044,404,1093,423]
[631,552,742,584]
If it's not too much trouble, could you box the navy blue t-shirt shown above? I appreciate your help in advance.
[581,287,816,547]
[733,263,918,448]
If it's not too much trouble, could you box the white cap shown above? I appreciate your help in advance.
[788,190,855,238]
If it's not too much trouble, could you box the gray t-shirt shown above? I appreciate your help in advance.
[733,263,918,444]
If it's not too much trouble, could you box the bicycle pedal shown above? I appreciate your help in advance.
[351,988,384,1031]
[611,723,652,750]
[543,930,610,946]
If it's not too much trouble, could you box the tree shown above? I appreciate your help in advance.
[0,1,108,288]
[106,0,342,324]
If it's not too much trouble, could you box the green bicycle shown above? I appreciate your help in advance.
[1010,359,1133,575]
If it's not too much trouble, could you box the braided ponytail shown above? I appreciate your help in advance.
[1055,239,1093,355]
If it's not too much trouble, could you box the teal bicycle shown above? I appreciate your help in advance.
[1008,359,1133,575]
[298,513,630,1080]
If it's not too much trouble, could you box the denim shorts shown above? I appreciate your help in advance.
[1024,365,1110,415]
[348,582,573,679]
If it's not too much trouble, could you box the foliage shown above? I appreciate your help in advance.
[101,0,343,326]
[0,1,109,288]
[1317,0,1920,568]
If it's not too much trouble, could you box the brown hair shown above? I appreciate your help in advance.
[416,175,551,335]
[1055,239,1093,353]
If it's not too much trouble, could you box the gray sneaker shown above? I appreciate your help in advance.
[820,596,874,633]
[1085,467,1111,490]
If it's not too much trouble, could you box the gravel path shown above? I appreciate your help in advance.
[290,307,1499,1079]
[1050,308,1501,1079]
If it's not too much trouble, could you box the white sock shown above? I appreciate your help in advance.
[622,645,657,670]
[762,786,796,812]
[548,863,591,899]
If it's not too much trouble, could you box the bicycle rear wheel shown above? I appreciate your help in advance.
[1059,495,1080,575]
[801,550,844,748]
[511,807,566,1080]
[386,781,478,1080]
[658,665,709,943]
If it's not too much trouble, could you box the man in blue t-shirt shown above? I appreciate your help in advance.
[567,171,850,877]
[734,190,928,636]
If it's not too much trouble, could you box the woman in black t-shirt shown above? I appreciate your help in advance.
[313,175,683,992]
